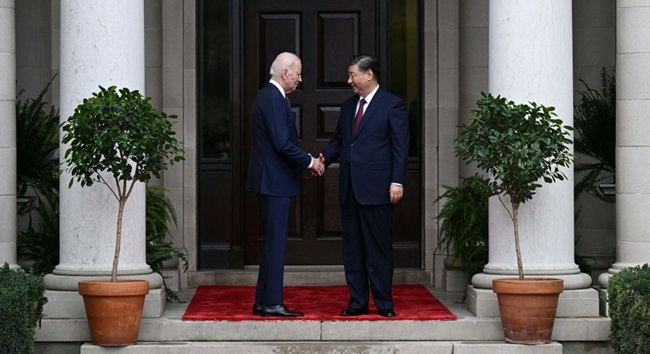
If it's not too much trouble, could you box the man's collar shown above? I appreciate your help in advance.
[269,79,286,98]
[361,84,380,103]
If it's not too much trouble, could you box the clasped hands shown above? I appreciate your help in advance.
[310,153,326,176]
[309,154,403,204]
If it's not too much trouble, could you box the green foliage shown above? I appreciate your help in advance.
[15,78,61,277]
[17,193,60,276]
[146,241,188,303]
[146,186,188,302]
[146,186,178,242]
[609,264,650,353]
[455,93,573,279]
[574,69,616,200]
[61,86,185,281]
[456,93,573,208]
[435,174,490,279]
[16,76,60,212]
[61,86,185,189]
[0,263,47,354]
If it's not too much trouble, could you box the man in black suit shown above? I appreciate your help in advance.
[321,54,410,317]
[246,52,324,317]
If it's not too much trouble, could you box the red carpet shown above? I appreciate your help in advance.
[182,284,457,321]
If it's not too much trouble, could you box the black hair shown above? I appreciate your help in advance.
[349,54,380,82]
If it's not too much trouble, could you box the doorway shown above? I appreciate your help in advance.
[197,0,422,269]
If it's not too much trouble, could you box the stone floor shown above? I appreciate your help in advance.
[33,267,614,354]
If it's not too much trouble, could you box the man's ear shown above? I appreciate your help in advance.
[366,69,374,81]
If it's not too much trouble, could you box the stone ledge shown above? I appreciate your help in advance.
[78,341,567,354]
[34,316,610,343]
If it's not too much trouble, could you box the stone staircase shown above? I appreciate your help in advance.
[33,267,613,354]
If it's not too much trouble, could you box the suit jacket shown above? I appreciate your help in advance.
[322,88,410,205]
[246,83,311,197]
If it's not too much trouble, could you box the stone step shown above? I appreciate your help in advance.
[35,282,611,354]
[189,266,430,287]
[80,341,563,354]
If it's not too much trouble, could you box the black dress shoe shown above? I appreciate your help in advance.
[252,304,263,315]
[257,304,303,317]
[340,307,370,316]
[378,309,396,317]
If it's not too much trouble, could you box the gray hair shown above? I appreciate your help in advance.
[349,54,380,82]
[269,52,300,76]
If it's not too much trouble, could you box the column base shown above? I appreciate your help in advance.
[472,272,593,289]
[44,272,164,290]
[43,272,166,318]
[466,285,600,318]
[597,269,613,288]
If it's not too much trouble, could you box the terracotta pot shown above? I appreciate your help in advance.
[493,278,563,344]
[78,279,150,346]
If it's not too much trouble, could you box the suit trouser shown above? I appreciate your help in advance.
[340,187,395,312]
[255,194,291,306]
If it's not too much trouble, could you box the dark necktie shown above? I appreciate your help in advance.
[353,98,366,132]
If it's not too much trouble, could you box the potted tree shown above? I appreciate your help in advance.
[455,92,573,344]
[61,86,184,346]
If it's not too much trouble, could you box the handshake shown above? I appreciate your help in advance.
[310,153,326,176]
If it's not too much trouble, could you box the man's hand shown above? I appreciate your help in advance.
[310,156,325,176]
[389,184,403,204]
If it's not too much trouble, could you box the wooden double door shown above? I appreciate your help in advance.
[198,0,421,269]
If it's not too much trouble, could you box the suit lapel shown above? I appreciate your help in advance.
[267,83,298,141]
[353,89,383,137]
[287,97,299,138]
[345,98,359,137]
[281,90,298,139]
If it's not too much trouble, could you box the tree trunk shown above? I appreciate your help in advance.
[111,197,126,282]
[512,203,524,280]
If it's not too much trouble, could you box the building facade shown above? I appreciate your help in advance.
[3,0,649,349]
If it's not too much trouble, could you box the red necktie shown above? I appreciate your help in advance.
[353,98,366,132]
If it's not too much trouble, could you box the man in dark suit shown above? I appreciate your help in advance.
[246,52,324,317]
[320,54,409,317]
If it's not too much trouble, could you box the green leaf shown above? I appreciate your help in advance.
[457,92,571,204]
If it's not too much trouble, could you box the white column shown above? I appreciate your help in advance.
[0,0,18,269]
[599,0,650,288]
[471,0,591,290]
[44,0,161,297]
